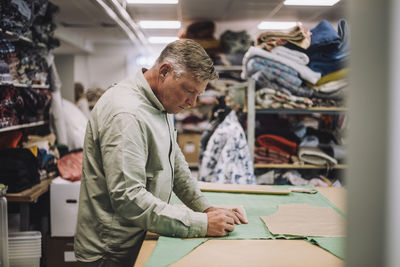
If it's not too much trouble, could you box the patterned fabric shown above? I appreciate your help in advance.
[199,111,255,184]
[247,56,298,77]
[256,25,311,51]
[252,70,314,98]
[242,46,321,84]
[256,88,313,109]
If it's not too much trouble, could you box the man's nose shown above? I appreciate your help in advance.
[186,94,198,107]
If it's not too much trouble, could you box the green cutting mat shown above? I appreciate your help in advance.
[145,186,345,267]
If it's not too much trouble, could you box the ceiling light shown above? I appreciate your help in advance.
[148,36,179,44]
[127,0,178,4]
[284,0,340,6]
[257,21,298,30]
[139,20,181,29]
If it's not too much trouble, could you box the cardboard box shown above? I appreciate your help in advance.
[50,177,81,237]
[45,235,84,267]
[177,133,202,164]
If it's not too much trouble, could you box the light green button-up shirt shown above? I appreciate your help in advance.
[74,70,211,265]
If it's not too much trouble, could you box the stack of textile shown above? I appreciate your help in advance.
[0,0,60,49]
[243,19,350,108]
[254,115,346,167]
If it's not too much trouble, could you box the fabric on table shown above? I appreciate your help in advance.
[308,237,345,259]
[271,46,310,65]
[242,46,321,84]
[261,203,346,237]
[199,110,256,184]
[256,25,311,51]
[145,188,345,266]
[145,237,207,267]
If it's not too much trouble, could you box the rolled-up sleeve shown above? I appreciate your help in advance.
[100,113,208,237]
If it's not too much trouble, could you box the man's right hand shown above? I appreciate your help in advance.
[205,209,237,236]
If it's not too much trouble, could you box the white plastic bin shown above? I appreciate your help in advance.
[8,231,41,267]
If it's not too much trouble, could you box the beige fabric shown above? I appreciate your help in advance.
[198,181,290,195]
[261,204,345,237]
[171,240,343,267]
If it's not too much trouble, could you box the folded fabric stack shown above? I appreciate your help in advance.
[256,25,311,51]
[256,88,313,109]
[254,116,346,167]
[243,19,350,108]
[287,19,350,106]
[254,146,291,164]
[1,0,60,49]
[254,134,297,164]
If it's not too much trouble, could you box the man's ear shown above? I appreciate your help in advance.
[159,63,171,80]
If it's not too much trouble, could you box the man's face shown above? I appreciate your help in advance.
[158,67,208,114]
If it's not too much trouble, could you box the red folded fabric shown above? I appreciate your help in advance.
[257,134,297,156]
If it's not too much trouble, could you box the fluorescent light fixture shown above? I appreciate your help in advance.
[127,0,178,4]
[139,20,181,29]
[148,36,179,44]
[284,0,340,6]
[258,21,298,30]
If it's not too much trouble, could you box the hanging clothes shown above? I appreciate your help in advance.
[199,110,255,184]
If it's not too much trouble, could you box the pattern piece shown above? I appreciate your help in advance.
[262,203,345,237]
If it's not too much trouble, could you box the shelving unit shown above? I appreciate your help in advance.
[254,163,347,169]
[0,82,50,89]
[255,107,347,115]
[0,121,48,133]
[0,29,47,48]
[246,78,347,174]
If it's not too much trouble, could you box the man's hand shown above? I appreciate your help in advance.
[204,207,248,237]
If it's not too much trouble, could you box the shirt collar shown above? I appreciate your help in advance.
[134,68,165,112]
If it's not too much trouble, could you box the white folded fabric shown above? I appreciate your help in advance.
[298,146,338,166]
[270,46,310,65]
[312,79,348,93]
[241,46,321,84]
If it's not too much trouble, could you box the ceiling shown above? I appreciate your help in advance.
[51,0,347,54]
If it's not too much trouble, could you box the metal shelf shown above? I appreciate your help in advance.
[254,163,347,169]
[0,82,50,89]
[256,107,347,114]
[0,29,47,49]
[0,121,47,133]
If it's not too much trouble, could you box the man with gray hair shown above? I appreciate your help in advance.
[74,39,247,267]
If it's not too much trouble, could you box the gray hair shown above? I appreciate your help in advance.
[156,39,218,81]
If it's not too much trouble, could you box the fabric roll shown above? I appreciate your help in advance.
[271,46,310,65]
[298,146,338,166]
[311,79,348,93]
[242,46,321,84]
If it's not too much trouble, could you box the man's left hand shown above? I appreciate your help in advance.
[204,207,248,224]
